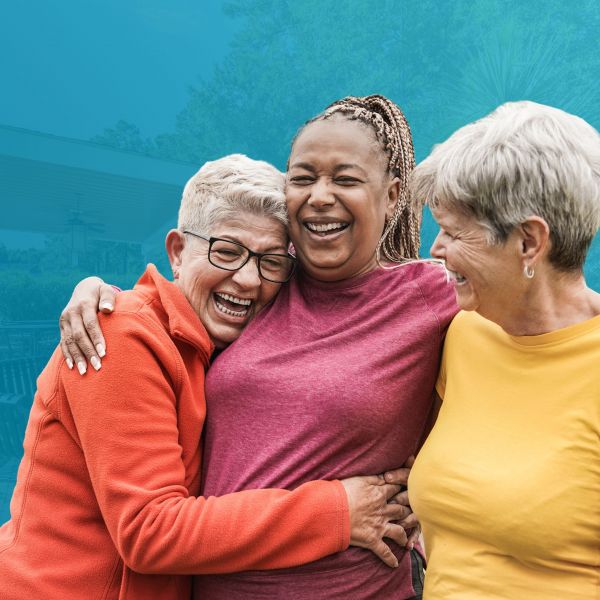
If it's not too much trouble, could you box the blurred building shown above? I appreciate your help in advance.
[0,124,199,521]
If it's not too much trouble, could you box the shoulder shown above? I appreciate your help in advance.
[99,289,180,361]
[104,288,163,335]
[399,261,459,329]
[445,310,501,349]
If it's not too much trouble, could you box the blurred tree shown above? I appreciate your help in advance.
[90,0,600,285]
[92,120,156,155]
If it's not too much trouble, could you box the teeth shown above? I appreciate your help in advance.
[215,301,248,317]
[448,270,466,283]
[305,222,347,233]
[215,292,252,306]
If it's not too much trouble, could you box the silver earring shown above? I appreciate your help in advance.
[524,265,535,279]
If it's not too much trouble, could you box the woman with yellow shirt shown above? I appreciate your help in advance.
[406,101,600,599]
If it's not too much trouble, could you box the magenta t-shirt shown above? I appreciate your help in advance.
[194,262,457,599]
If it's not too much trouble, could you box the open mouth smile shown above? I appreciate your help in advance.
[447,269,467,284]
[213,292,253,318]
[303,221,350,237]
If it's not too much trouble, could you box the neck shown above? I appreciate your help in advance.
[494,271,600,336]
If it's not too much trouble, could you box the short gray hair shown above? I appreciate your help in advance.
[411,101,600,271]
[178,154,287,234]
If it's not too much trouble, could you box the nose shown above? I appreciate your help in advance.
[430,231,446,259]
[307,177,335,209]
[232,256,262,289]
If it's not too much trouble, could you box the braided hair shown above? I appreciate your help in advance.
[292,95,420,263]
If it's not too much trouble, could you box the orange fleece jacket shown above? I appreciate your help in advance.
[0,265,349,600]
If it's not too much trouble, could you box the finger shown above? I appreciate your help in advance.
[70,318,101,371]
[403,455,416,468]
[59,338,74,370]
[399,513,418,531]
[389,490,409,506]
[381,483,402,499]
[384,503,411,522]
[384,467,411,485]
[406,527,421,550]
[383,523,408,548]
[369,540,399,568]
[99,284,117,314]
[64,335,88,376]
[59,314,74,367]
[82,306,107,359]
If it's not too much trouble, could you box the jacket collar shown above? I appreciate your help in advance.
[135,264,214,362]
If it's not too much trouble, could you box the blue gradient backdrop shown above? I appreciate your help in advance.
[1,0,600,520]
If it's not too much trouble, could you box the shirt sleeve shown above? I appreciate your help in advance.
[59,312,349,575]
[435,343,447,400]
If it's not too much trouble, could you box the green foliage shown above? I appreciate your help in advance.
[85,0,600,287]
[0,270,141,322]
[92,120,157,156]
[90,0,600,167]
[0,237,147,321]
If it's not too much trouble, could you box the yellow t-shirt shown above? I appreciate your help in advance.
[409,310,600,600]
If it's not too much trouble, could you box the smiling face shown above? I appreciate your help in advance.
[167,212,287,349]
[286,117,398,281]
[430,204,525,321]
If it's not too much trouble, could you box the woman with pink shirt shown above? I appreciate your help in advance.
[59,95,457,599]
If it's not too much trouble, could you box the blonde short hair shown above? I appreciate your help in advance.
[178,154,287,234]
[411,101,600,271]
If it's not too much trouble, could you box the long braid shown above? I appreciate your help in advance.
[295,95,420,263]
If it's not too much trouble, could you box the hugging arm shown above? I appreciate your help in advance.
[58,278,414,569]
[62,313,389,574]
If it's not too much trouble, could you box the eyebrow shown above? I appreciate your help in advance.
[219,235,288,254]
[289,161,368,177]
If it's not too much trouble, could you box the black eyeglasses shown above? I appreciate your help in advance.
[182,230,296,283]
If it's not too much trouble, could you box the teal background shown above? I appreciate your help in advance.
[1,0,600,521]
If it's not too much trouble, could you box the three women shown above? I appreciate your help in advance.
[20,97,600,598]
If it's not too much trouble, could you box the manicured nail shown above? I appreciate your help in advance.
[100,302,113,311]
[66,358,73,370]
[91,356,101,371]
[77,362,87,375]
[96,344,106,358]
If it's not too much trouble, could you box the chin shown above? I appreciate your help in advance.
[209,326,243,349]
[456,297,475,311]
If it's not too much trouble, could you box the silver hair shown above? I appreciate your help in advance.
[410,101,600,271]
[178,154,287,234]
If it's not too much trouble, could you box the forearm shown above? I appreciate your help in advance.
[117,480,349,574]
[63,313,348,575]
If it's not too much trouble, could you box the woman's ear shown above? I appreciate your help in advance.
[386,177,401,221]
[519,216,550,264]
[165,230,186,279]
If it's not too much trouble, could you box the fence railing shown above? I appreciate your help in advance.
[0,320,57,522]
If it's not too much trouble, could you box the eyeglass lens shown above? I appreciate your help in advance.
[209,239,294,282]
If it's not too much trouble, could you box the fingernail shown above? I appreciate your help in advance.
[77,362,87,375]
[91,356,102,371]
[96,344,106,358]
[409,542,414,551]
[66,358,73,370]
[384,473,391,482]
[100,302,113,311]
